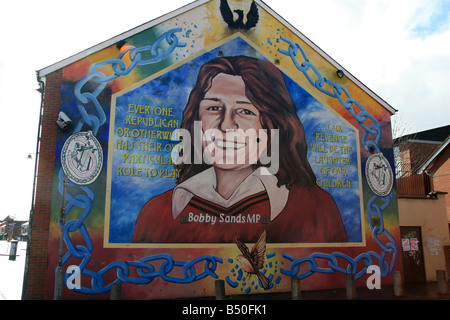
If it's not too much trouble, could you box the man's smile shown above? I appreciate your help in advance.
[213,138,246,150]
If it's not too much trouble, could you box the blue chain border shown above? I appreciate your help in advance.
[276,37,397,281]
[57,29,223,294]
[56,30,397,295]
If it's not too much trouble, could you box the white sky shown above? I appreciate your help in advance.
[0,0,449,220]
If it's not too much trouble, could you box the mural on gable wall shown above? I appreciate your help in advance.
[46,0,401,299]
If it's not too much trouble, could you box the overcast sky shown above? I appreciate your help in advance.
[1,0,449,220]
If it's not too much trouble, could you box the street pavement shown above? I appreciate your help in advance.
[0,240,26,300]
[223,281,450,300]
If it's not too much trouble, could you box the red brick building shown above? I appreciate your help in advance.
[22,71,62,299]
[418,136,450,218]
[396,126,450,282]
[394,125,450,178]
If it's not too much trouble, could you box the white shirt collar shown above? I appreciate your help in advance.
[172,167,289,221]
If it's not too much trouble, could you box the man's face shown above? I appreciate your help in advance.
[198,73,267,169]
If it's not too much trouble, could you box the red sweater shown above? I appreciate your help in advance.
[132,184,348,244]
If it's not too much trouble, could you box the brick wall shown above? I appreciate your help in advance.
[429,146,450,220]
[23,69,62,299]
[399,142,440,176]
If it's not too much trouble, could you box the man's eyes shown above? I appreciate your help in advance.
[204,106,257,116]
[206,106,223,111]
[237,108,257,116]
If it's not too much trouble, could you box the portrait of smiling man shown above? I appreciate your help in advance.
[132,55,348,244]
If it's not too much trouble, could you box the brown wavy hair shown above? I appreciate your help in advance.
[176,55,316,189]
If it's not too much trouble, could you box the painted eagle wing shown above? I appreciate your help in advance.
[250,230,266,270]
[220,0,235,27]
[245,1,259,29]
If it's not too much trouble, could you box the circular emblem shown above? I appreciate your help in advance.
[61,131,103,185]
[365,153,393,197]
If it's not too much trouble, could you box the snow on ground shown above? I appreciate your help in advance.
[0,240,27,300]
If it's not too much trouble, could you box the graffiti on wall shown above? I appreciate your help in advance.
[51,0,398,298]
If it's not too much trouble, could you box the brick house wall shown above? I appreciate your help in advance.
[23,69,62,299]
[398,141,440,177]
[429,145,450,219]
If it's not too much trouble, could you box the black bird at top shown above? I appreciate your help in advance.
[220,0,259,30]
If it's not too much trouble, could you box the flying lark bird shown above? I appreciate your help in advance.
[234,230,270,290]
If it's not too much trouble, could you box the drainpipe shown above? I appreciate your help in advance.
[21,71,45,300]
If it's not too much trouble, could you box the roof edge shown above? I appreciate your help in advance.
[257,0,397,115]
[417,135,450,174]
[37,0,208,78]
[37,0,396,115]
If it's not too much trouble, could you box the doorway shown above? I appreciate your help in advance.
[400,226,426,283]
